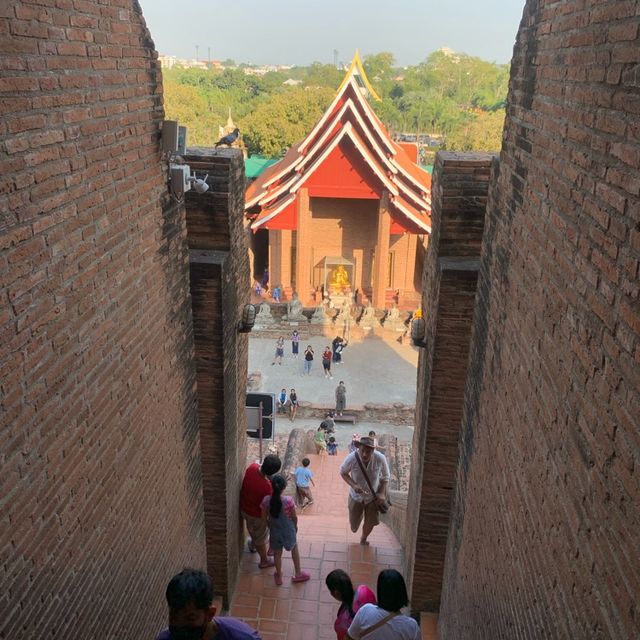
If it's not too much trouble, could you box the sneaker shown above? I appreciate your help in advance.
[292,571,310,583]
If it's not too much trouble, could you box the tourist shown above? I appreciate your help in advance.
[260,474,310,585]
[240,454,281,569]
[346,570,420,639]
[272,284,282,303]
[325,569,376,640]
[291,329,300,359]
[254,280,262,298]
[261,267,269,291]
[327,436,338,455]
[272,336,285,365]
[154,568,261,640]
[303,345,314,375]
[332,335,347,363]
[294,457,315,507]
[339,436,389,546]
[289,388,298,422]
[276,388,289,414]
[320,412,335,434]
[335,380,347,416]
[368,430,377,447]
[314,426,328,455]
[322,345,333,379]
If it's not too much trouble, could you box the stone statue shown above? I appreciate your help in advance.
[328,264,351,293]
[334,299,351,325]
[310,305,331,325]
[254,301,275,327]
[359,303,380,330]
[384,304,405,332]
[283,292,307,322]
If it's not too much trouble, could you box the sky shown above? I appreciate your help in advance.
[138,0,527,67]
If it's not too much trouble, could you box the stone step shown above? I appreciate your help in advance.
[420,612,438,640]
[334,413,357,424]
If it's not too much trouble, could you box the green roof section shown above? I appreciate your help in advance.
[420,164,434,174]
[245,155,279,179]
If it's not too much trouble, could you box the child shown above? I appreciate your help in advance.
[294,457,315,507]
[327,436,338,455]
[155,568,260,639]
[291,330,300,359]
[261,474,310,585]
[325,569,376,640]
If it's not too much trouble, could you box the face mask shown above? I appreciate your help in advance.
[169,624,207,640]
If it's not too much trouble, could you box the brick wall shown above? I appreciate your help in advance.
[439,1,640,637]
[1,3,206,639]
[184,149,250,607]
[405,153,494,612]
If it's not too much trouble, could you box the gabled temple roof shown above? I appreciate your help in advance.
[245,53,432,234]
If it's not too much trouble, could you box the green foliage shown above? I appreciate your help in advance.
[161,50,510,155]
[242,87,334,157]
[445,109,506,152]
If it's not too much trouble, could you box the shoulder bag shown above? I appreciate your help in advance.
[354,452,392,515]
[359,611,398,637]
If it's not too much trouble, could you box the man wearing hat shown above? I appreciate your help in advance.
[339,435,390,545]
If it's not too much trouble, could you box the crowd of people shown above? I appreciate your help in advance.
[155,437,419,640]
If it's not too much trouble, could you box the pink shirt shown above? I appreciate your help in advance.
[334,584,377,640]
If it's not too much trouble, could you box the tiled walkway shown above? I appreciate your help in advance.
[230,452,404,640]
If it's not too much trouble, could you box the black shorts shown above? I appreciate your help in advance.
[322,360,331,370]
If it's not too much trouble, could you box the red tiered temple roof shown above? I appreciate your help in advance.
[245,54,432,235]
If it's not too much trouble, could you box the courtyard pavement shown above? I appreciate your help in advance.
[248,335,419,446]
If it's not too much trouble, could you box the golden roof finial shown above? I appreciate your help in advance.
[336,50,381,102]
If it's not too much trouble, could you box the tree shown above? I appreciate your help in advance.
[445,109,506,151]
[241,87,334,157]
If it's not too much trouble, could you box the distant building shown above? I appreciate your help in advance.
[245,52,432,310]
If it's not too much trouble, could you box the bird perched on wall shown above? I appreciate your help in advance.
[215,127,240,147]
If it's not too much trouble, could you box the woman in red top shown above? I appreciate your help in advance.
[240,454,281,568]
[322,346,333,379]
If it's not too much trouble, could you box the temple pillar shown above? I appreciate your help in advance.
[295,188,312,304]
[280,230,292,296]
[372,190,391,308]
[268,229,281,290]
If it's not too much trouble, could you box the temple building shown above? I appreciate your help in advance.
[245,52,432,309]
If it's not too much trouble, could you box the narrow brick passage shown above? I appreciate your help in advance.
[230,452,404,640]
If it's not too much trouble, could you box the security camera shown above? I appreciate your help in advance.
[188,173,209,194]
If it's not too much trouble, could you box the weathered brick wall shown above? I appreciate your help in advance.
[439,1,640,638]
[1,3,206,639]
[184,149,250,607]
[405,153,493,612]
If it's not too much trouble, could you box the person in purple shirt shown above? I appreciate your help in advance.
[155,568,261,640]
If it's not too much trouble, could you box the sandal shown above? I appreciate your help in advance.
[274,572,283,586]
[291,571,310,583]
[259,559,275,569]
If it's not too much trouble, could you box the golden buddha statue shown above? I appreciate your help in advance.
[328,265,351,292]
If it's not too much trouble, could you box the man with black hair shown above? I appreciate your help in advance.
[240,454,282,569]
[155,568,260,639]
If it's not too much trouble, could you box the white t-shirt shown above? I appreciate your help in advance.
[340,450,390,503]
[347,604,420,640]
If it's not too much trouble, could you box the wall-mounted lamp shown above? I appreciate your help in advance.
[410,316,427,348]
[238,303,256,333]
